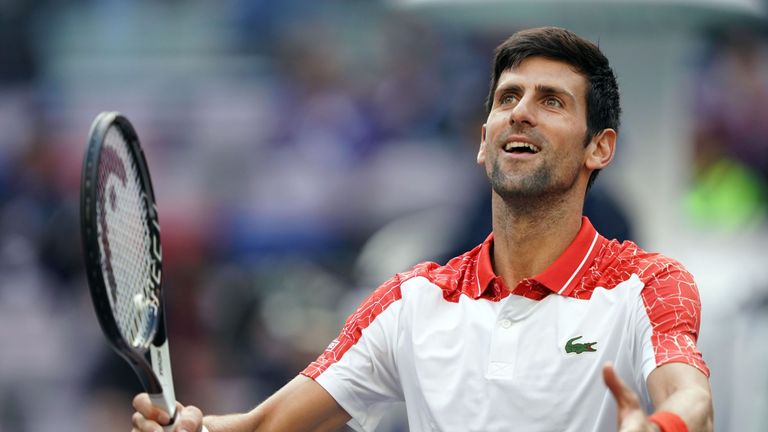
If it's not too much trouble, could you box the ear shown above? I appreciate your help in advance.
[477,124,487,165]
[585,128,616,171]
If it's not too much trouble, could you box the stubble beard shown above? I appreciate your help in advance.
[489,159,553,201]
[487,147,583,216]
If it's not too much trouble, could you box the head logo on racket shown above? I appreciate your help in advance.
[96,145,127,303]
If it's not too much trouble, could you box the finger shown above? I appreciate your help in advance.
[133,393,173,425]
[602,363,640,409]
[132,411,164,432]
[172,404,204,432]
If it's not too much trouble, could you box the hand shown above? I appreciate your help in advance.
[132,393,204,432]
[603,363,659,432]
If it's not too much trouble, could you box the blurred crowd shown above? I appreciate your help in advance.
[0,1,766,431]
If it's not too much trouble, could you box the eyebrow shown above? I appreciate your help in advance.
[495,83,577,104]
[536,84,576,104]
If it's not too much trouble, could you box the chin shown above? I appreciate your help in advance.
[490,174,550,197]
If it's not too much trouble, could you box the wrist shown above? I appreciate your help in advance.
[648,411,688,432]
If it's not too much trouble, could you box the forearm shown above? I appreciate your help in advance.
[204,375,350,432]
[653,386,713,432]
[204,407,347,432]
[203,411,261,432]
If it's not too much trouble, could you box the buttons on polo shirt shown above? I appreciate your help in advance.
[488,317,518,378]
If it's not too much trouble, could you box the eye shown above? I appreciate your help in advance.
[499,94,518,105]
[544,97,563,108]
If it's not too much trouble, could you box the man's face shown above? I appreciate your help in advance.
[478,56,591,201]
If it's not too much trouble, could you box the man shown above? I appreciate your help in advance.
[132,27,713,432]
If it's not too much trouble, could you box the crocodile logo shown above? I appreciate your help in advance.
[565,336,597,354]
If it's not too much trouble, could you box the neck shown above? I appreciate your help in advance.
[490,191,584,289]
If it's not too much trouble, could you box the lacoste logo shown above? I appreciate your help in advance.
[565,336,597,354]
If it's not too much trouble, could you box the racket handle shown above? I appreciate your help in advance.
[149,393,176,415]
[161,425,208,432]
[154,410,209,432]
[160,424,207,432]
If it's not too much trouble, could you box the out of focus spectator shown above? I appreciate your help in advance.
[688,29,768,231]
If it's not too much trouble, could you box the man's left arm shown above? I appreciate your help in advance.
[646,362,713,431]
[604,359,713,431]
[605,257,713,431]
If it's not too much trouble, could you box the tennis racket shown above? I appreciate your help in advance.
[80,111,177,429]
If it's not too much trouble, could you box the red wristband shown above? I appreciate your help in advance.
[648,411,688,432]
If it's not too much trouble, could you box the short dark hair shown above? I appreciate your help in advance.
[485,27,621,190]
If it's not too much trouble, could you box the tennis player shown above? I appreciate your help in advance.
[132,27,712,432]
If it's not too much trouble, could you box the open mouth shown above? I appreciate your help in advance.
[503,141,540,154]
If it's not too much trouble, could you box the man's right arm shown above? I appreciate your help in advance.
[134,270,410,432]
[131,375,351,432]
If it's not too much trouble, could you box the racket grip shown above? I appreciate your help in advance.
[164,426,208,432]
[160,425,208,432]
[160,422,209,431]
[160,413,176,432]
[157,413,209,432]
[160,423,210,432]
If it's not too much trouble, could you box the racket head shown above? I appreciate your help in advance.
[80,112,167,394]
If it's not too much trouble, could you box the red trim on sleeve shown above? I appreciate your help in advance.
[301,275,403,379]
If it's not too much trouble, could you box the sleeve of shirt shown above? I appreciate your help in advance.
[300,273,405,432]
[635,257,710,381]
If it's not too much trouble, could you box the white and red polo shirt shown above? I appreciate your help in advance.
[302,217,709,432]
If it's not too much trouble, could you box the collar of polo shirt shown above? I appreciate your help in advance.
[475,216,606,299]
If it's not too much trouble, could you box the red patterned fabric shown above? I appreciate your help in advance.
[571,239,708,376]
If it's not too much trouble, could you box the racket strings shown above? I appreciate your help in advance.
[96,126,159,349]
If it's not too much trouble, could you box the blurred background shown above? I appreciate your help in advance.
[1,0,767,430]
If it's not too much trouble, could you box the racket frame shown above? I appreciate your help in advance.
[80,112,176,421]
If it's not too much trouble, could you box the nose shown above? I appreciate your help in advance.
[508,96,536,127]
